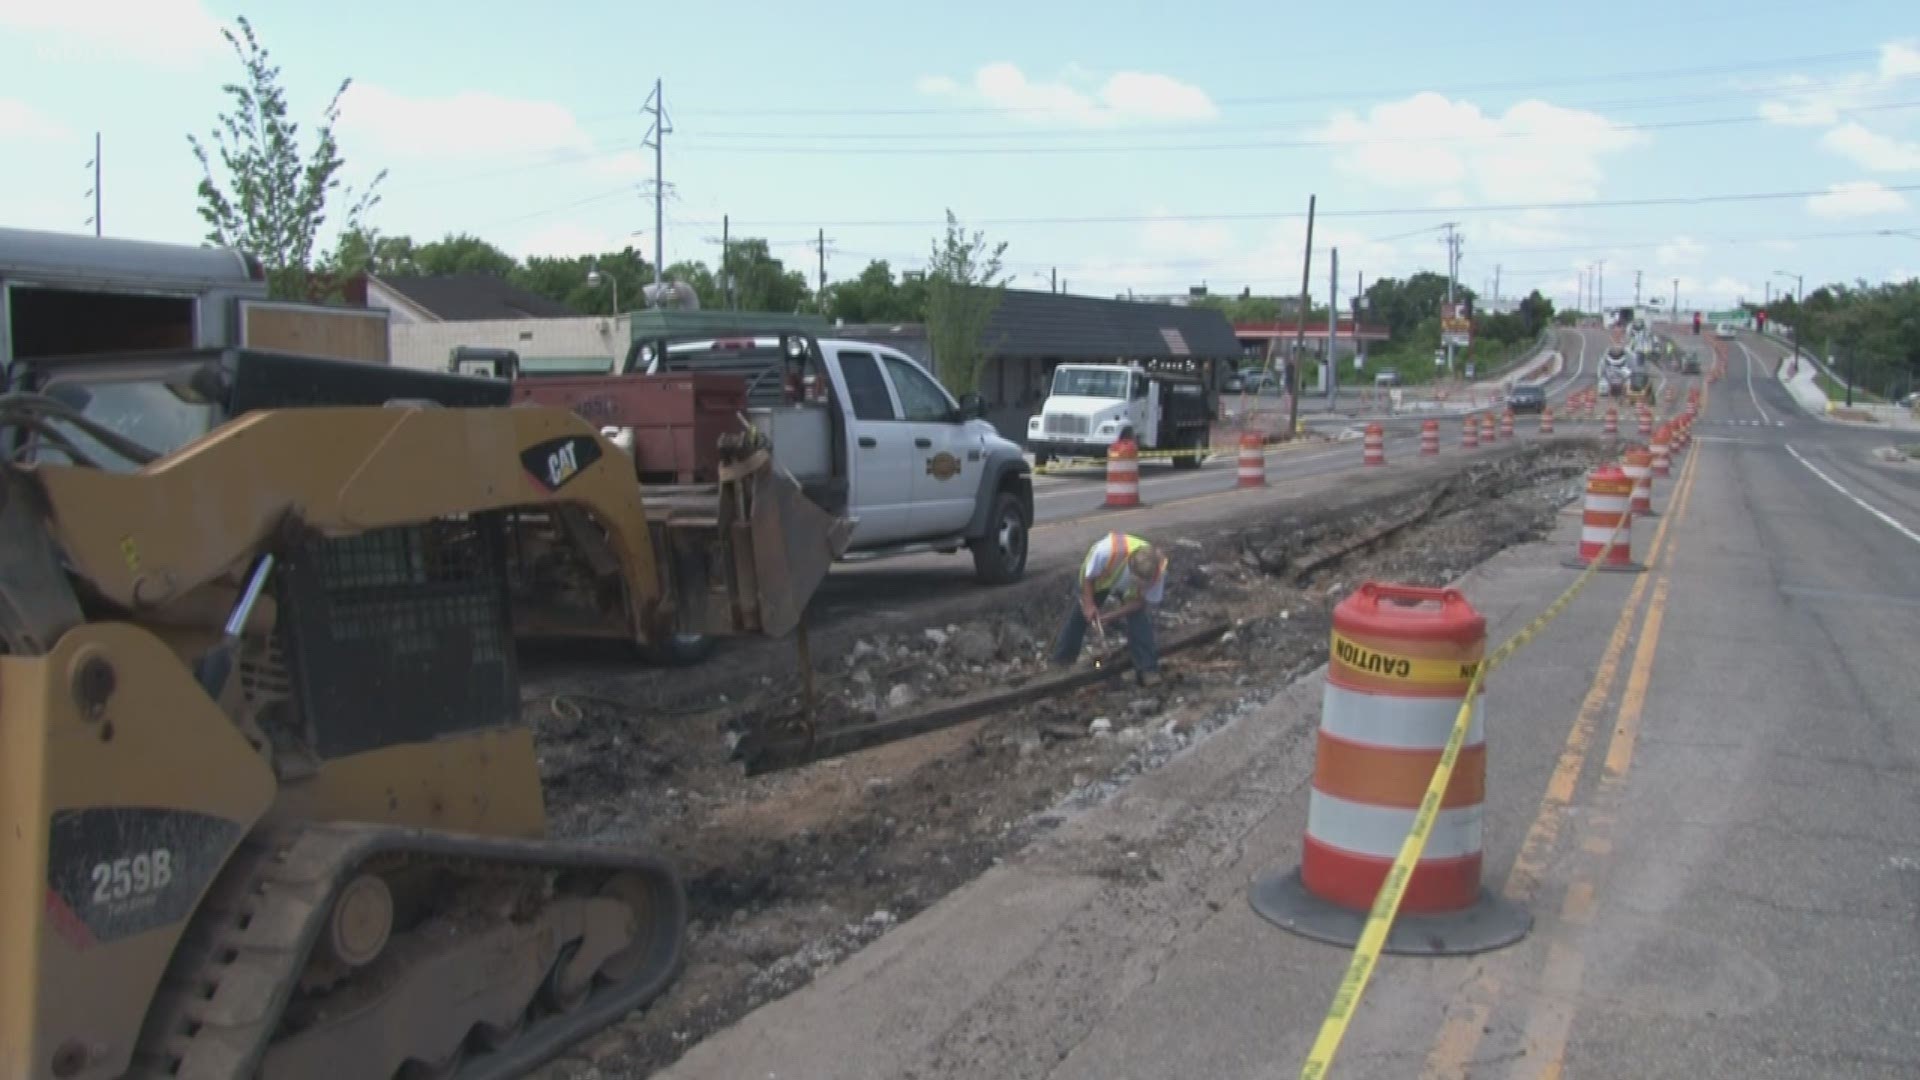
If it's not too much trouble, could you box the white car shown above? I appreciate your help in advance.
[1715,322,1736,339]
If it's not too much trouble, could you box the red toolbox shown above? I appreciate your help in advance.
[512,372,747,483]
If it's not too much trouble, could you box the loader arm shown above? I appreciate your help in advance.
[23,405,665,636]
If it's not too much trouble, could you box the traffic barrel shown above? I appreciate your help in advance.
[1539,406,1555,435]
[1462,415,1480,449]
[1564,463,1644,572]
[1237,431,1266,488]
[1481,413,1497,443]
[1637,409,1653,438]
[1623,446,1655,517]
[1678,414,1693,451]
[1604,407,1618,435]
[1104,438,1141,508]
[1651,425,1672,478]
[1249,583,1530,954]
[1500,409,1515,440]
[1363,422,1386,467]
[1420,419,1440,456]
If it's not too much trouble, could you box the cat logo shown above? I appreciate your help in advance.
[519,435,604,493]
[925,451,962,481]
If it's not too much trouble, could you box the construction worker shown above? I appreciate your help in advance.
[1052,532,1168,687]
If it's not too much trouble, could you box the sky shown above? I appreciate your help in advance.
[3,0,1918,313]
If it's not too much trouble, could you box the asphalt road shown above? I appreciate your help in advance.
[661,329,1920,1079]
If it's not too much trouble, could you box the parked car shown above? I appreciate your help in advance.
[1507,384,1547,413]
[1223,370,1282,395]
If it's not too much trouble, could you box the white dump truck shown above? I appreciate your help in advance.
[1025,362,1215,468]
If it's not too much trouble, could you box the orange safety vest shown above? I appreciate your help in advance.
[1089,532,1154,594]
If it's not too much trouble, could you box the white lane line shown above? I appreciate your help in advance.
[1785,443,1920,548]
[1735,340,1773,424]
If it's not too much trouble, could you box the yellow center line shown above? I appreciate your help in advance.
[1513,428,1701,1079]
[1421,390,1706,1079]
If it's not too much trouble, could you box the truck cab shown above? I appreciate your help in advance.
[607,314,1034,586]
[1025,363,1212,469]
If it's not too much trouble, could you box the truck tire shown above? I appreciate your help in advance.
[970,490,1029,585]
[1171,429,1203,470]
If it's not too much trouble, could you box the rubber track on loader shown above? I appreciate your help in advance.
[126,822,688,1080]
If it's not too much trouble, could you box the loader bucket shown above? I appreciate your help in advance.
[706,442,850,640]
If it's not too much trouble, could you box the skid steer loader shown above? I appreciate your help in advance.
[0,347,846,1079]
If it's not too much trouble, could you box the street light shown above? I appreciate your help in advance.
[587,265,619,315]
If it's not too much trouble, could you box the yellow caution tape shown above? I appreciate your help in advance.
[1297,508,1632,1080]
[1032,437,1328,475]
[1329,632,1479,684]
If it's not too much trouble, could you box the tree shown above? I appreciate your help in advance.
[324,226,419,277]
[823,259,929,323]
[189,16,384,301]
[414,233,518,277]
[1517,289,1555,338]
[513,247,652,314]
[723,239,812,312]
[924,210,1009,393]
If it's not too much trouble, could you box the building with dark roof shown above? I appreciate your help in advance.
[367,273,577,323]
[836,288,1242,442]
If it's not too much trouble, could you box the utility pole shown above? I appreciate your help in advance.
[1326,247,1339,401]
[723,214,732,309]
[1634,269,1642,309]
[1597,259,1606,320]
[1672,278,1679,322]
[1493,263,1501,309]
[84,132,101,236]
[809,228,837,308]
[1442,223,1461,374]
[643,79,672,286]
[1051,267,1058,294]
[1286,195,1316,440]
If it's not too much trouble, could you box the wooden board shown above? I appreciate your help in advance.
[239,300,390,364]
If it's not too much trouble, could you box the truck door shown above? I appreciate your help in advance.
[880,352,980,538]
[830,348,917,545]
[1145,377,1165,450]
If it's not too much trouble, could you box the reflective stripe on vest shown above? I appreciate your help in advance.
[1091,532,1144,594]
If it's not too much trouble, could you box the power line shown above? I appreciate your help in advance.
[671,49,1877,118]
[669,100,1920,156]
[680,72,1920,143]
[679,183,1920,231]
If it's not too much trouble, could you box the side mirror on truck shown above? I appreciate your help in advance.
[957,391,989,420]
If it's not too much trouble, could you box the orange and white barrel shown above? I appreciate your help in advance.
[1420,419,1440,456]
[1539,407,1555,435]
[1237,431,1266,488]
[1481,413,1497,443]
[1302,584,1490,915]
[1362,422,1386,467]
[1462,415,1480,449]
[1651,425,1672,478]
[1604,406,1618,435]
[1499,409,1515,440]
[1573,463,1637,569]
[1623,447,1654,516]
[1104,438,1141,508]
[1637,409,1653,438]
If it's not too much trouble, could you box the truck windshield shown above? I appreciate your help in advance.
[29,378,215,473]
[1051,368,1129,400]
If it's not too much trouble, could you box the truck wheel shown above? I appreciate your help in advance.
[970,491,1029,585]
[1172,430,1203,470]
[1032,450,1052,468]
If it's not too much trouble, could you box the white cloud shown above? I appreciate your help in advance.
[0,98,69,142]
[1312,92,1645,203]
[1805,180,1910,218]
[1657,235,1704,267]
[1481,209,1574,249]
[0,0,224,65]
[338,84,599,162]
[511,223,636,261]
[1820,122,1920,172]
[1758,39,1920,128]
[917,62,1217,127]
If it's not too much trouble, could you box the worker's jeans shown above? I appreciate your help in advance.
[1052,593,1157,674]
